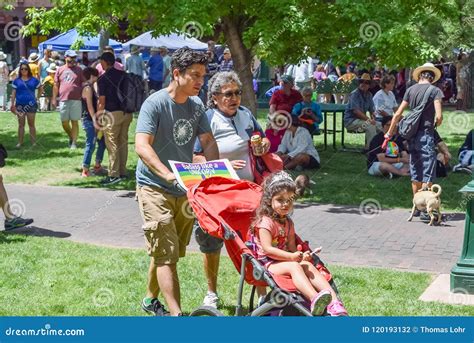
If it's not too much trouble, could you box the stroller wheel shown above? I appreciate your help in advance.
[189,306,224,317]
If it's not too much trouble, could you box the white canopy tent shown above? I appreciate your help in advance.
[123,32,208,51]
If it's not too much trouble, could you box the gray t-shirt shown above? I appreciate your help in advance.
[344,88,375,126]
[135,89,211,196]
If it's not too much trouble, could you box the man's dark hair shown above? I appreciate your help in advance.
[420,71,434,82]
[381,115,393,127]
[170,47,208,75]
[100,52,115,66]
[83,67,99,80]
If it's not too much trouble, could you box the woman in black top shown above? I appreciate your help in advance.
[81,67,106,177]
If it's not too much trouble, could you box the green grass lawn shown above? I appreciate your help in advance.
[1,233,472,316]
[0,109,472,210]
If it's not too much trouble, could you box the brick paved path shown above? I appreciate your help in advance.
[3,184,465,273]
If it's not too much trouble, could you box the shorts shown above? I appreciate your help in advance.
[59,100,82,121]
[137,185,195,265]
[409,132,436,183]
[16,103,37,114]
[194,221,223,254]
[368,162,404,176]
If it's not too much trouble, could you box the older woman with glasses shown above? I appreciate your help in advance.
[193,71,270,309]
[10,62,42,148]
[343,73,382,150]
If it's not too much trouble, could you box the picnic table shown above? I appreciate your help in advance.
[319,103,348,151]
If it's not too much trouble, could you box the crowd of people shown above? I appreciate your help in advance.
[0,43,472,318]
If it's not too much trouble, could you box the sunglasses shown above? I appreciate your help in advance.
[216,90,242,98]
[20,68,28,71]
[361,80,371,85]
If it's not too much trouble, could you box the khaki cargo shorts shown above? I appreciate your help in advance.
[137,185,195,265]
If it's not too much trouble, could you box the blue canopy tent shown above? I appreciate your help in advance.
[123,32,208,51]
[38,29,122,53]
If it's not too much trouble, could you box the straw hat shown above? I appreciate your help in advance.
[412,62,441,83]
[0,51,6,60]
[28,52,39,62]
[150,47,160,52]
[358,73,372,81]
[46,63,57,73]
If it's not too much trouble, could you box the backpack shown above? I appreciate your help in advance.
[398,85,434,140]
[117,73,145,113]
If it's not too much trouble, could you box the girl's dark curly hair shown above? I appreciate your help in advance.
[252,172,297,229]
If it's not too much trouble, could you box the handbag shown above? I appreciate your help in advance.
[398,85,434,140]
[249,147,283,185]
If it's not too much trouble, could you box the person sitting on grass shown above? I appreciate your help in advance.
[292,86,323,135]
[452,129,472,175]
[276,114,320,171]
[252,171,348,316]
[367,116,410,178]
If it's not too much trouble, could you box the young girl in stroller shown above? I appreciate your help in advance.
[252,171,348,316]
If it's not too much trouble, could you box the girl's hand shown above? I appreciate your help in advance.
[290,251,303,262]
[302,251,312,262]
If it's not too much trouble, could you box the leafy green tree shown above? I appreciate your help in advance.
[22,0,473,112]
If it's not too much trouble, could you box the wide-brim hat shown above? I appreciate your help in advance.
[46,63,57,73]
[412,62,441,83]
[358,73,372,82]
[0,52,6,60]
[28,52,39,62]
[150,47,160,52]
[64,50,78,58]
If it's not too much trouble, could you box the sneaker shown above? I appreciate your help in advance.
[202,292,219,308]
[4,216,34,231]
[141,298,169,316]
[453,163,472,175]
[68,139,72,148]
[100,176,122,186]
[257,295,266,307]
[326,300,348,316]
[70,143,77,150]
[310,289,331,316]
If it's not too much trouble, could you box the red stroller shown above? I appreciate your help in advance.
[187,176,340,316]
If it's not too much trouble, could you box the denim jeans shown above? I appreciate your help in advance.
[82,119,106,168]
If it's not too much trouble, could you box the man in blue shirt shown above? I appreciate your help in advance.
[147,47,164,91]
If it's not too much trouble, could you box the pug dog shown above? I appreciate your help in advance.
[407,184,442,226]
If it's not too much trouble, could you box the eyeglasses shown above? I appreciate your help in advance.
[20,68,28,71]
[216,90,242,98]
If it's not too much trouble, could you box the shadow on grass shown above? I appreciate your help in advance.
[5,226,71,239]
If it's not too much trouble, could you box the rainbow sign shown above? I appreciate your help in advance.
[169,159,239,190]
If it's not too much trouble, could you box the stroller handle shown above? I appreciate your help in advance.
[172,180,187,194]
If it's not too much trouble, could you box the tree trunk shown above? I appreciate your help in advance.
[221,17,257,115]
[99,29,109,55]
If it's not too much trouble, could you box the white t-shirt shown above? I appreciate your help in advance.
[277,126,320,162]
[194,106,264,181]
[373,89,398,118]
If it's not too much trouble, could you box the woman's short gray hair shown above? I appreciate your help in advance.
[207,71,242,108]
